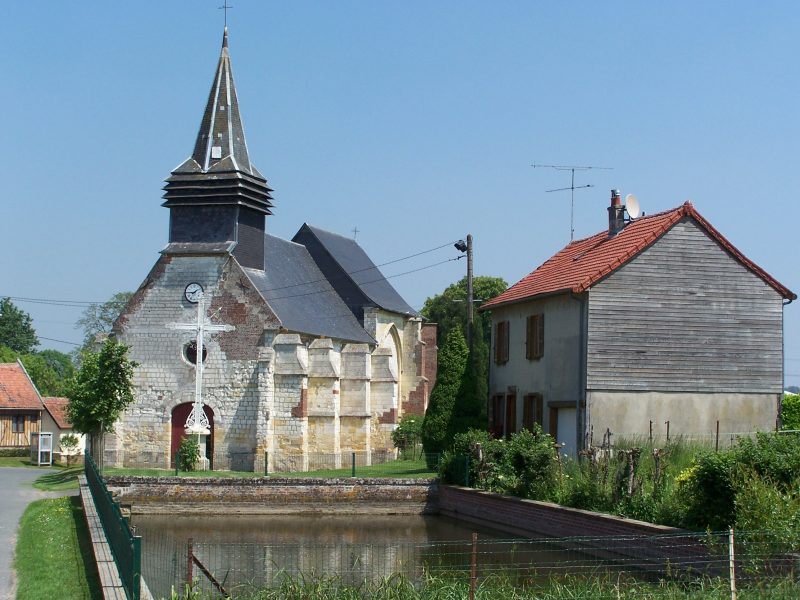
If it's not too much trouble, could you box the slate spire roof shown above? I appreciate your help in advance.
[482,201,796,311]
[163,28,274,215]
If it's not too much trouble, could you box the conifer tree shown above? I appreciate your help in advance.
[421,328,469,461]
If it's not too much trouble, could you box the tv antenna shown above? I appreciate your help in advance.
[532,164,613,241]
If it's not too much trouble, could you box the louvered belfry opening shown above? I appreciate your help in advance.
[162,28,274,270]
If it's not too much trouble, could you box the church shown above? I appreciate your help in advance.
[107,29,437,472]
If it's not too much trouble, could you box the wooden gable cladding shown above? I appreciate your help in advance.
[525,314,544,360]
[494,320,509,364]
[586,219,785,393]
[0,411,40,448]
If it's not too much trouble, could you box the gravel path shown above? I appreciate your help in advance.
[0,467,75,600]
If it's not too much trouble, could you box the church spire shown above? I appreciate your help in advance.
[163,27,273,216]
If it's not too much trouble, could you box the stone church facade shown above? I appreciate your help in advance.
[107,29,437,472]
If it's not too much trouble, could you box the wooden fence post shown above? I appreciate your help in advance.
[470,532,478,600]
[186,537,194,594]
[728,528,737,600]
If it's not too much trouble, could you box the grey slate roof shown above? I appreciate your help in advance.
[294,224,419,317]
[163,28,273,215]
[243,235,376,344]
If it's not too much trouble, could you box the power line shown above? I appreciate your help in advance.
[38,336,82,347]
[1,239,460,308]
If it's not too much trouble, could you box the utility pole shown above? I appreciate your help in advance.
[466,234,474,351]
[455,236,474,350]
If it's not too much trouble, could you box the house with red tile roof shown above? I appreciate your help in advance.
[0,360,44,448]
[480,191,796,455]
[41,397,85,462]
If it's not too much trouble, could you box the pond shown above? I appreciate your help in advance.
[133,513,598,597]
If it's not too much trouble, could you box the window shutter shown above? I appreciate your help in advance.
[526,314,545,360]
[525,316,533,360]
[495,321,510,364]
[536,314,545,358]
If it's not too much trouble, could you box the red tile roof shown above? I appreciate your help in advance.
[482,202,796,311]
[0,361,44,410]
[42,397,72,429]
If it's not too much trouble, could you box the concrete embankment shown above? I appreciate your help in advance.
[106,476,438,515]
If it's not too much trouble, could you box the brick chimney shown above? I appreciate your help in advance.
[608,189,625,237]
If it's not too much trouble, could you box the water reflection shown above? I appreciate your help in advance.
[133,514,606,598]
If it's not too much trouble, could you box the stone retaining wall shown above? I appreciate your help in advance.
[106,476,438,515]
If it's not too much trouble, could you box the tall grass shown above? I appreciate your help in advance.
[166,572,800,599]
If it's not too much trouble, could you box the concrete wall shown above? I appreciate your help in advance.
[587,390,779,442]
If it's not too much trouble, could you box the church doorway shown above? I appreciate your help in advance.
[171,403,214,469]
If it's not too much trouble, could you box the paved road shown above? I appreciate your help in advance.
[0,467,73,600]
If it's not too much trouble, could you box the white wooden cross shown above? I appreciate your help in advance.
[166,294,234,436]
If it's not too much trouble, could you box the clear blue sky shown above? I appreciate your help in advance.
[1,2,798,385]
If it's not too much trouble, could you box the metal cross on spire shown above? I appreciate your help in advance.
[218,1,233,27]
[166,294,234,437]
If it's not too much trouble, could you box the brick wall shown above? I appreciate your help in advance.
[439,486,712,571]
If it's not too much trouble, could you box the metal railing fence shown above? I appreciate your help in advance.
[85,453,142,600]
[137,529,800,599]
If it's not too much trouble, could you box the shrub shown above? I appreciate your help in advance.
[439,429,498,487]
[733,431,800,489]
[59,434,80,466]
[502,427,558,501]
[391,415,423,459]
[734,471,800,561]
[439,427,558,501]
[178,436,200,472]
[782,394,800,430]
[0,448,29,457]
[674,451,736,530]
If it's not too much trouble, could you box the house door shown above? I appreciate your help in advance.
[171,403,214,468]
[505,394,517,437]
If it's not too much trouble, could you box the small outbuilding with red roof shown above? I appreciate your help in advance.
[480,191,795,455]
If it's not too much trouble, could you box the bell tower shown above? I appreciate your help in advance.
[162,28,273,270]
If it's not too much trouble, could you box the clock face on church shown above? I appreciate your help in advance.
[184,283,204,303]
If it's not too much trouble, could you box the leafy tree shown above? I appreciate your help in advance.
[420,275,507,349]
[421,328,469,463]
[421,277,505,442]
[0,345,74,396]
[782,394,800,431]
[66,338,137,468]
[0,298,38,353]
[75,291,133,353]
[38,349,76,382]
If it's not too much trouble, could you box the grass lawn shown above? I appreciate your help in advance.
[106,458,437,480]
[15,496,102,600]
[33,465,83,491]
[0,456,37,468]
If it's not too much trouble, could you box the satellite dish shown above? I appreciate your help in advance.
[625,194,641,219]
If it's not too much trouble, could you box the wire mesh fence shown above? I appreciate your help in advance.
[138,529,800,599]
